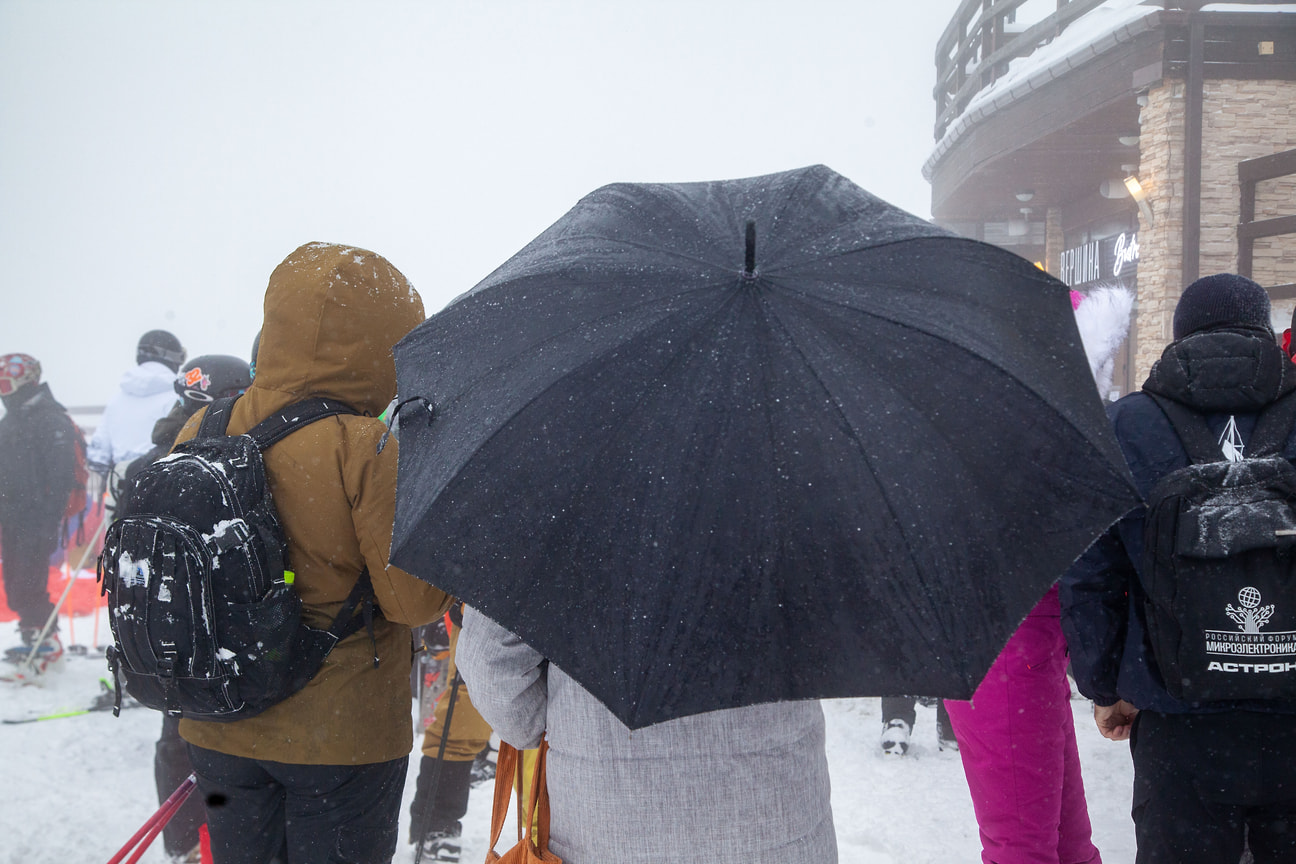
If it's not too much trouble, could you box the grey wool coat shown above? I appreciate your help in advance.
[457,606,838,864]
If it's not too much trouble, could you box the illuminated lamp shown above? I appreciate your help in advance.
[1123,176,1155,226]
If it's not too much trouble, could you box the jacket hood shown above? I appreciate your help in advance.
[248,242,425,417]
[0,381,56,416]
[120,361,179,398]
[1142,329,1296,413]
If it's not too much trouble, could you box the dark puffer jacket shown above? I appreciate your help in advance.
[1061,328,1296,714]
[0,382,79,527]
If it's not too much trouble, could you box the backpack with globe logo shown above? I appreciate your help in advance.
[1141,391,1296,703]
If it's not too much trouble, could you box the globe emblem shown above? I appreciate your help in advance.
[1238,586,1262,609]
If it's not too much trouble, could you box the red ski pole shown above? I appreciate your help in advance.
[105,774,197,864]
[122,790,190,864]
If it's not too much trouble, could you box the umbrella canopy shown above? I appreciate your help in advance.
[391,164,1139,730]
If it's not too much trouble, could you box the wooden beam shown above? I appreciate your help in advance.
[1266,283,1296,302]
[1238,215,1296,241]
[1183,21,1205,285]
[1240,149,1296,183]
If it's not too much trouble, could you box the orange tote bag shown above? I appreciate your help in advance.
[485,740,562,864]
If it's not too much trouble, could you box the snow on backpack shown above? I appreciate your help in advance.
[100,396,379,721]
[1142,391,1296,703]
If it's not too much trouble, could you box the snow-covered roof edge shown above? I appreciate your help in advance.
[925,2,1296,183]
[923,5,1161,182]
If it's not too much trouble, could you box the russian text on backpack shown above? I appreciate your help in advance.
[100,397,379,721]
[1142,391,1296,703]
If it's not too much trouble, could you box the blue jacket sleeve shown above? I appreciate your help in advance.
[1060,508,1140,707]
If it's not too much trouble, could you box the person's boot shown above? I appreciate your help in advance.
[417,823,463,863]
[880,718,911,756]
[4,630,62,671]
[408,756,475,854]
[469,742,497,788]
[3,628,39,663]
[936,703,959,752]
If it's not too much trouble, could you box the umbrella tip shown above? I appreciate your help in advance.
[744,220,756,278]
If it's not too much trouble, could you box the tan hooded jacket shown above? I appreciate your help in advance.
[178,242,451,764]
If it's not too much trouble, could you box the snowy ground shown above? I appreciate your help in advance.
[0,611,1136,864]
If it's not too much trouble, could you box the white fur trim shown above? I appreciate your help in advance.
[1074,285,1135,400]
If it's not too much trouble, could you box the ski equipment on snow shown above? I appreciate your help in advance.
[2,678,142,723]
[1142,391,1296,703]
[100,396,380,721]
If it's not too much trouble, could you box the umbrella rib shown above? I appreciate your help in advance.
[561,286,743,464]
[762,233,947,277]
[768,281,1127,500]
[551,232,727,274]
[756,294,951,666]
[758,167,824,249]
[435,271,726,423]
[609,180,779,273]
[763,238,1119,467]
[442,280,739,490]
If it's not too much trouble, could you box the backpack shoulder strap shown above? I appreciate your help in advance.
[1145,392,1221,465]
[244,398,359,450]
[329,567,383,642]
[195,397,237,438]
[1247,390,1296,458]
[1146,390,1296,463]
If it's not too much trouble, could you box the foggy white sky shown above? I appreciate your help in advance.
[1,0,960,407]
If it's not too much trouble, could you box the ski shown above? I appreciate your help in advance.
[2,678,141,723]
[3,698,143,724]
[4,707,104,724]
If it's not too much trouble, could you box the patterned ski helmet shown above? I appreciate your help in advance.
[0,353,40,396]
[175,354,252,404]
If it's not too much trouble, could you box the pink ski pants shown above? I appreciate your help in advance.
[944,587,1101,864]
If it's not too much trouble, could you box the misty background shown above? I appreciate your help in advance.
[1,0,958,408]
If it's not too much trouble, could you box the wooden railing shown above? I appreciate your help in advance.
[1238,148,1296,300]
[933,0,1296,140]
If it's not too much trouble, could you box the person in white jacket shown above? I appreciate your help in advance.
[86,329,184,495]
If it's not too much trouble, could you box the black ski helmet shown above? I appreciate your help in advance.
[137,329,186,372]
[175,354,252,405]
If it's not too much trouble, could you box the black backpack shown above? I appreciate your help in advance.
[100,397,379,721]
[1142,391,1296,703]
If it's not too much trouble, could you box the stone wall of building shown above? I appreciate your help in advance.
[1131,78,1296,381]
[1199,79,1296,276]
[1130,81,1185,379]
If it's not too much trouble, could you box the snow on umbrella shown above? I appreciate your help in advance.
[389,164,1140,730]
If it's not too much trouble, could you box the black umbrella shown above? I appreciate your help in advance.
[391,164,1139,730]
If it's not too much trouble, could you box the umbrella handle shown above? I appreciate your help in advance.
[744,221,757,276]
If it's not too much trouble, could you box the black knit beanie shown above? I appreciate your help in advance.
[1172,273,1273,340]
